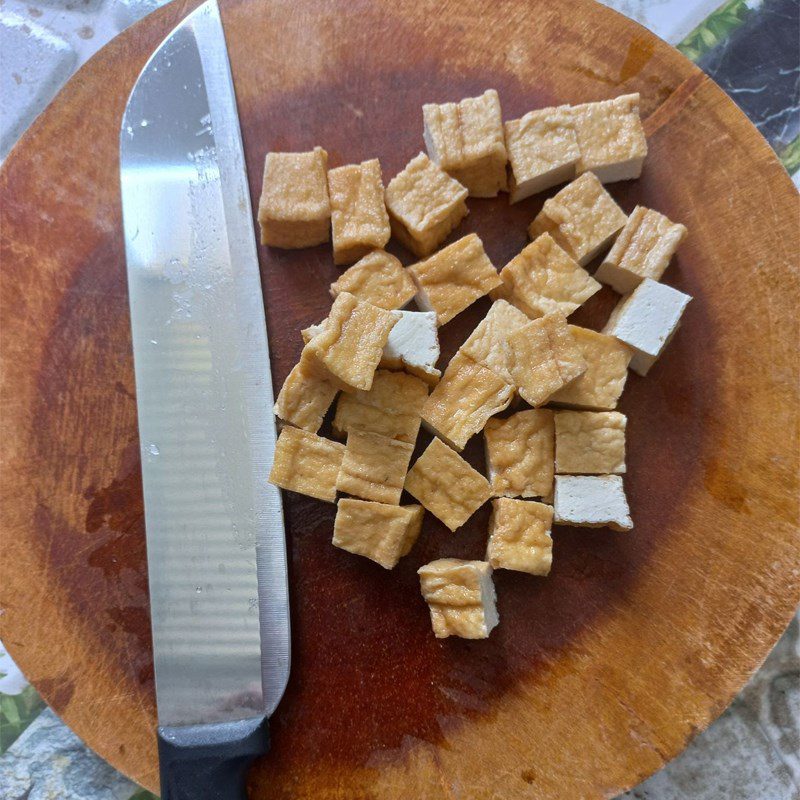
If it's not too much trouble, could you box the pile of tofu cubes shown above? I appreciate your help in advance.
[262,89,691,640]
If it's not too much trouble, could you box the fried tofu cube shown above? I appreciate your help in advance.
[553,474,632,531]
[487,498,553,575]
[384,152,469,257]
[336,431,415,504]
[258,148,331,248]
[505,106,580,202]
[305,292,399,391]
[460,300,531,384]
[528,172,627,266]
[484,409,554,498]
[327,159,391,265]
[550,326,633,410]
[492,233,601,319]
[405,437,491,531]
[409,233,502,326]
[506,313,587,407]
[602,278,692,376]
[423,89,508,198]
[329,249,416,310]
[379,310,441,385]
[273,350,338,433]
[333,499,424,569]
[595,206,688,294]
[418,559,498,639]
[555,411,626,474]
[333,369,428,443]
[268,426,345,503]
[422,351,514,451]
[570,94,647,183]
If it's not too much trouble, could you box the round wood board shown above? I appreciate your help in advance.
[1,0,798,797]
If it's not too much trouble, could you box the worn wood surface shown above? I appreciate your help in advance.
[1,0,798,797]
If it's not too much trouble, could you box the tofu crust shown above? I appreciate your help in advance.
[570,94,648,183]
[330,249,416,310]
[384,152,469,257]
[505,106,580,202]
[422,351,514,451]
[258,147,331,248]
[408,233,502,326]
[336,430,415,504]
[423,89,508,197]
[506,313,587,407]
[327,159,391,265]
[305,292,399,391]
[268,426,345,503]
[596,205,688,294]
[528,172,627,266]
[460,299,531,384]
[484,409,555,498]
[555,410,626,474]
[273,349,339,433]
[418,558,499,639]
[487,498,554,575]
[333,499,424,569]
[404,437,491,531]
[332,369,429,443]
[550,326,633,410]
[492,233,601,319]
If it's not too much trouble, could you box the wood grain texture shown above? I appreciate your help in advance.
[1,0,798,798]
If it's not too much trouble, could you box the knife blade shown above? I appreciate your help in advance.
[120,1,289,795]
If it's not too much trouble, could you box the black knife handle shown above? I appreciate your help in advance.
[157,715,269,800]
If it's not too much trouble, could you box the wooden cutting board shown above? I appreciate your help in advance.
[1,0,798,797]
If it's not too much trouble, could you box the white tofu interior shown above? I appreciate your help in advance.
[553,474,632,531]
[380,310,440,381]
[603,278,691,376]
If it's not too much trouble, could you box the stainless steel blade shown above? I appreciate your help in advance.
[120,0,289,726]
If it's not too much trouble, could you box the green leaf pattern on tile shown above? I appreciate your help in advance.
[677,0,756,62]
[0,684,46,754]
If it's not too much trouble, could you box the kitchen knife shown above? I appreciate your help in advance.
[119,2,289,797]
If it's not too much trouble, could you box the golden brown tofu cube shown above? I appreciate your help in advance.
[492,233,601,319]
[268,426,345,503]
[408,233,502,326]
[329,250,416,310]
[487,498,553,575]
[333,369,429,443]
[570,94,648,183]
[384,152,468,257]
[333,499,424,569]
[273,350,338,433]
[336,431,414,505]
[258,148,331,248]
[423,89,508,198]
[422,351,514,451]
[528,172,627,266]
[555,410,626,475]
[595,205,688,294]
[306,292,399,391]
[404,437,491,531]
[418,558,498,639]
[460,299,531,384]
[505,106,580,202]
[507,313,587,407]
[550,326,632,410]
[484,409,554,498]
[327,159,391,265]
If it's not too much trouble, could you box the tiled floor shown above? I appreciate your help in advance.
[0,1,798,798]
